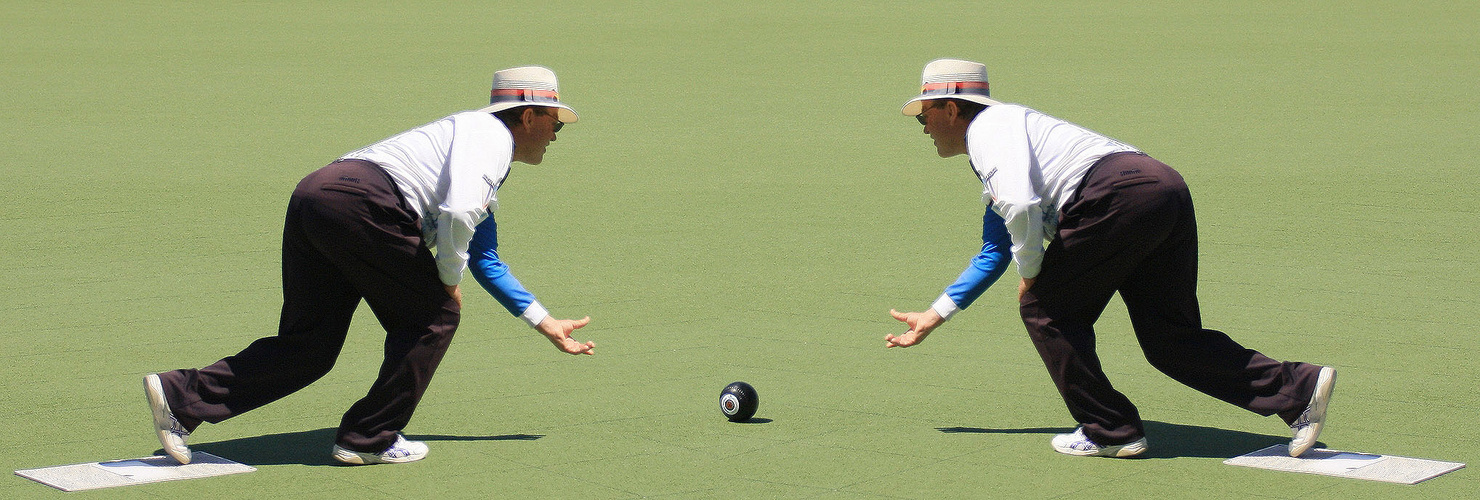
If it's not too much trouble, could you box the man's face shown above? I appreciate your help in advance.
[918,100,969,158]
[510,107,562,165]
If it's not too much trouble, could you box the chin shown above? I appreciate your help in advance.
[527,148,548,165]
[935,144,966,158]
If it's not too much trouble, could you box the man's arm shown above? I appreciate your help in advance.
[932,208,1013,318]
[468,216,594,355]
[887,208,1012,348]
[468,217,545,325]
[434,113,510,286]
[969,105,1045,278]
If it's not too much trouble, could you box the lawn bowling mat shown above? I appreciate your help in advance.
[1224,444,1464,484]
[15,452,255,491]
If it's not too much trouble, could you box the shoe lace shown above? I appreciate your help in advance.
[1064,429,1100,451]
[1290,407,1313,430]
[168,416,191,438]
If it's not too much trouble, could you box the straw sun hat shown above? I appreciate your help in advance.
[901,58,1001,116]
[478,66,579,123]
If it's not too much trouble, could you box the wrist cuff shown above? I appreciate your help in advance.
[931,294,960,321]
[520,301,549,328]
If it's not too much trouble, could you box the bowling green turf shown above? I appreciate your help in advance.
[2,1,1476,498]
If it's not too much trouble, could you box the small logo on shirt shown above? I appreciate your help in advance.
[338,176,361,183]
[969,160,995,184]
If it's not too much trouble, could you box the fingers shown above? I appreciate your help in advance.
[889,309,909,322]
[888,310,922,348]
[565,338,595,355]
[884,331,915,348]
[553,317,591,335]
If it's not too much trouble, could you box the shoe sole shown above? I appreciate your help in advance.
[1105,438,1148,458]
[1289,366,1337,457]
[1053,436,1148,458]
[331,445,371,465]
[331,444,428,465]
[143,374,192,464]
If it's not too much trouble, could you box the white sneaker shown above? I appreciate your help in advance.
[1051,427,1148,457]
[332,434,429,465]
[143,373,192,464]
[1289,366,1337,457]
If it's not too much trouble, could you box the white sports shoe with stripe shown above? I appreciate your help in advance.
[1051,427,1148,458]
[143,373,192,464]
[332,434,429,465]
[1288,366,1337,457]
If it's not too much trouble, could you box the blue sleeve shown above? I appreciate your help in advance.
[943,208,1012,309]
[467,216,539,317]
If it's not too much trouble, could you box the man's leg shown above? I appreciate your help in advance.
[1116,162,1321,422]
[158,165,365,429]
[1024,154,1194,446]
[335,276,458,454]
[290,161,461,455]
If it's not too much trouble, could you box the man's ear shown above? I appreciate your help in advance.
[943,100,960,122]
[518,107,537,129]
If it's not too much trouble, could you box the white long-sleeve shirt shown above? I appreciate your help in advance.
[966,104,1139,278]
[340,111,512,286]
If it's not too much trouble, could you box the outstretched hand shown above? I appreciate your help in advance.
[537,316,595,355]
[885,308,944,348]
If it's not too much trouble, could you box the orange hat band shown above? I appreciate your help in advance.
[920,81,990,97]
[490,88,561,105]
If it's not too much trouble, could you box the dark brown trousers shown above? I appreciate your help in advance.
[1020,152,1321,446]
[157,159,459,453]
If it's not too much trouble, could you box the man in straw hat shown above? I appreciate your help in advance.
[142,66,594,465]
[885,58,1336,458]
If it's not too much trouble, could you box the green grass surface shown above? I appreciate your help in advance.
[3,1,1477,498]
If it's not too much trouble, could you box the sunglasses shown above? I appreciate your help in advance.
[915,102,936,126]
[544,109,564,132]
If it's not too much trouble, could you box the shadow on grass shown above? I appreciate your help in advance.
[938,426,1073,434]
[180,428,544,466]
[937,420,1303,459]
